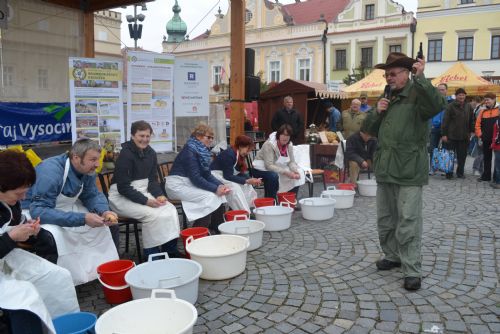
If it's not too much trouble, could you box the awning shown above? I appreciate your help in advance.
[341,69,386,98]
[431,62,500,95]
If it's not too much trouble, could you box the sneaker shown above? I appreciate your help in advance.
[404,277,421,291]
[375,259,401,270]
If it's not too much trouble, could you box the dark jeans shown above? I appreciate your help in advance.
[494,150,500,184]
[143,238,180,259]
[482,139,493,181]
[193,204,225,235]
[429,129,441,169]
[444,139,468,177]
[3,309,44,334]
[249,168,279,199]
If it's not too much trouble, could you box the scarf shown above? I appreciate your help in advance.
[233,147,247,173]
[187,136,212,172]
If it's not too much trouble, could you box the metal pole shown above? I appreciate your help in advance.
[134,5,137,50]
[0,29,4,96]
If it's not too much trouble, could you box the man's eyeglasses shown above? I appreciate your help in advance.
[204,135,214,140]
[383,69,408,78]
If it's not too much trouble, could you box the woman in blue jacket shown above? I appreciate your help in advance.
[210,135,262,213]
[165,124,231,234]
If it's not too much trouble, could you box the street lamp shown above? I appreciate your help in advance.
[126,3,147,49]
[318,14,328,84]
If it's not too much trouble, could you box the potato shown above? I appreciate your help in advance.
[104,212,118,224]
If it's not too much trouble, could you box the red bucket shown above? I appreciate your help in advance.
[224,210,249,222]
[97,259,134,304]
[337,183,356,190]
[180,227,209,258]
[277,192,297,209]
[254,197,275,208]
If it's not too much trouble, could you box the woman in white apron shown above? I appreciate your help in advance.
[252,124,306,199]
[210,135,261,213]
[108,121,181,258]
[0,150,79,334]
[165,124,230,234]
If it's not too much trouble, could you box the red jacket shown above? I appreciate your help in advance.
[491,119,500,151]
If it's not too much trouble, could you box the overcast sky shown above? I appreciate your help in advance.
[113,0,418,53]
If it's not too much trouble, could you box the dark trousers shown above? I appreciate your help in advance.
[249,168,279,199]
[193,204,225,235]
[19,229,58,264]
[3,309,44,334]
[143,238,179,259]
[444,139,468,177]
[482,139,493,181]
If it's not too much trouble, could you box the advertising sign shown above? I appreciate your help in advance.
[173,60,209,117]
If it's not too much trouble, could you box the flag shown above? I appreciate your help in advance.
[220,66,227,82]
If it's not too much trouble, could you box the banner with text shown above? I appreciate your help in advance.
[173,59,209,117]
[0,102,71,145]
[127,51,174,152]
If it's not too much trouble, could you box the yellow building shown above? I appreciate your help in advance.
[163,0,414,102]
[415,0,500,82]
[94,10,122,61]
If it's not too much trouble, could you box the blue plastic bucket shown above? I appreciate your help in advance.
[53,312,97,334]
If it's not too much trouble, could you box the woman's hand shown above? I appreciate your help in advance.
[285,171,300,180]
[8,223,38,242]
[216,185,231,196]
[156,195,168,204]
[146,198,166,208]
[102,211,118,226]
[246,178,262,186]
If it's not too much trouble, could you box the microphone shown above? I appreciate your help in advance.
[383,85,392,100]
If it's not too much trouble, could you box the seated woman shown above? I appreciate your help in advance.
[109,120,181,258]
[210,135,262,212]
[252,124,305,200]
[165,124,230,234]
[0,150,79,334]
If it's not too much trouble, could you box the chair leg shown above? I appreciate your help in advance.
[182,211,188,229]
[125,224,130,253]
[133,222,142,263]
[322,174,327,190]
[308,181,313,197]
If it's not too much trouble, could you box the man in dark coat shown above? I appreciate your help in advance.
[271,96,304,143]
[345,130,377,182]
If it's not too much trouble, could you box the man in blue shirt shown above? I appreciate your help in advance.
[325,101,341,132]
[359,92,372,113]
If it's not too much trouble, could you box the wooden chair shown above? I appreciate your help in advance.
[307,169,327,197]
[97,170,142,263]
[341,140,371,182]
[156,161,188,229]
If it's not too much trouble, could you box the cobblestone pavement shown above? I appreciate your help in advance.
[77,162,500,333]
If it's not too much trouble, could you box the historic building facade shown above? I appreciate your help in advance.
[414,0,500,82]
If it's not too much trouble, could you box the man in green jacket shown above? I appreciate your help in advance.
[364,52,445,291]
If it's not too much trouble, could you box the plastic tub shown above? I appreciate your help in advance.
[185,235,250,280]
[95,289,197,334]
[218,219,265,251]
[277,192,297,209]
[53,312,97,334]
[357,179,377,197]
[125,253,202,304]
[180,227,209,258]
[253,198,275,208]
[96,259,134,304]
[298,196,336,221]
[253,204,294,231]
[224,210,249,221]
[321,186,356,209]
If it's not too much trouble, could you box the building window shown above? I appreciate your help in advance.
[365,4,375,20]
[269,61,281,82]
[213,65,222,86]
[38,69,48,89]
[491,35,500,59]
[335,49,347,70]
[458,37,473,60]
[460,0,473,4]
[298,58,311,81]
[389,45,401,53]
[428,39,442,62]
[98,31,108,41]
[2,66,14,87]
[361,47,373,68]
[245,9,253,24]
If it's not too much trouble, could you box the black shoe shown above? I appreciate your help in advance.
[404,277,421,291]
[445,173,453,179]
[376,259,401,270]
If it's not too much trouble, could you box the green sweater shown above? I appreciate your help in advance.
[364,74,446,186]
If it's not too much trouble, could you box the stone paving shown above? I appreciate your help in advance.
[77,161,500,333]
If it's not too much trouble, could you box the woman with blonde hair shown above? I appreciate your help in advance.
[165,124,230,234]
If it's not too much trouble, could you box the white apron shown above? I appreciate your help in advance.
[164,175,226,222]
[211,171,257,213]
[108,179,180,248]
[41,159,118,285]
[253,155,306,193]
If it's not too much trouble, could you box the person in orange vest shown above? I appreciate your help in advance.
[475,92,499,182]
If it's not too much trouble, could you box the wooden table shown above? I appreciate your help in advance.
[310,144,338,169]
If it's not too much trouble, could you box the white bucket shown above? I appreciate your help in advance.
[185,235,250,280]
[124,253,202,304]
[253,204,294,231]
[95,289,197,334]
[357,179,377,197]
[298,196,336,221]
[218,220,265,251]
[321,186,356,209]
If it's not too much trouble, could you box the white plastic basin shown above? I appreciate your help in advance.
[298,196,336,221]
[321,186,355,209]
[124,253,202,304]
[357,179,377,197]
[253,204,294,231]
[218,220,265,251]
[95,289,197,334]
[185,235,250,280]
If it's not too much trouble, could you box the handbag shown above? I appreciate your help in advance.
[432,146,455,173]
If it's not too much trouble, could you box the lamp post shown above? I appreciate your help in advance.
[318,14,328,84]
[126,3,147,49]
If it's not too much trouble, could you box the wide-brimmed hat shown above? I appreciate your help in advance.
[374,52,415,71]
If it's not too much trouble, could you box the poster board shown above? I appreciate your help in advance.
[173,59,209,117]
[127,51,174,152]
[69,58,125,151]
